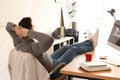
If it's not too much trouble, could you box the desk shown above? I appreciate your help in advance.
[60,50,120,80]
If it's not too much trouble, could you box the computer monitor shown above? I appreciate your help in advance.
[107,20,120,51]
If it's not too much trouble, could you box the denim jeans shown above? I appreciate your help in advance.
[50,40,94,79]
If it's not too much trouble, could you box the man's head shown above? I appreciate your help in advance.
[18,17,33,30]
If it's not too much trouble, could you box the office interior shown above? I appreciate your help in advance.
[0,0,120,80]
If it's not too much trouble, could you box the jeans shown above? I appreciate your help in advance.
[50,40,94,79]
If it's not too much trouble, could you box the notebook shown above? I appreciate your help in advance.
[80,61,111,72]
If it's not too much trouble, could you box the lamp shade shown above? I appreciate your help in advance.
[107,9,115,16]
[107,9,116,20]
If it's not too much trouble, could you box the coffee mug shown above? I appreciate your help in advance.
[85,53,92,62]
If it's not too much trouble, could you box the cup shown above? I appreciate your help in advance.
[85,53,92,62]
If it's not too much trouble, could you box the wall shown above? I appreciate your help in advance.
[75,0,105,43]
[0,0,62,80]
[0,27,13,80]
[31,0,62,34]
[0,0,33,26]
[76,0,120,44]
[0,0,62,34]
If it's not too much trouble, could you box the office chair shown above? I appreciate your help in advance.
[8,48,66,80]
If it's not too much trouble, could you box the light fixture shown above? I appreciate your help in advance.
[107,9,116,20]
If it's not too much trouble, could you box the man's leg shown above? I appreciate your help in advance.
[54,46,78,65]
[76,45,94,54]
[51,45,94,79]
[51,45,72,59]
[50,47,78,79]
[54,45,94,66]
[73,40,93,47]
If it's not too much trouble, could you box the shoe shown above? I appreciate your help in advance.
[88,28,99,47]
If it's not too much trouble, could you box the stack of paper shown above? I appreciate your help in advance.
[80,61,111,71]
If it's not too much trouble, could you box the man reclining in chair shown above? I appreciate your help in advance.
[6,17,99,79]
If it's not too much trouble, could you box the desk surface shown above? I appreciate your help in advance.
[60,47,120,80]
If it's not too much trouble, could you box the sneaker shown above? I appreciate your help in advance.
[88,28,99,47]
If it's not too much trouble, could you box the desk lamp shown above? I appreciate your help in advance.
[107,9,116,21]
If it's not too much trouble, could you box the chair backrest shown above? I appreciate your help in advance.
[8,48,50,80]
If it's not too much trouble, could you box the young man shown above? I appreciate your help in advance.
[6,17,99,79]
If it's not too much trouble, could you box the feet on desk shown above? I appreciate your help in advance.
[89,28,99,48]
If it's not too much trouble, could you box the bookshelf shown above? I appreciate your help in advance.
[47,37,75,55]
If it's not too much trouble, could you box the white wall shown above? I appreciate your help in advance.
[0,0,62,34]
[0,0,33,26]
[0,27,14,80]
[76,0,120,44]
[0,0,62,80]
[31,0,63,34]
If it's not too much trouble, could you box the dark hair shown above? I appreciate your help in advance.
[18,17,32,30]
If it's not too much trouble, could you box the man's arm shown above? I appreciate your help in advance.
[28,30,54,56]
[6,22,22,47]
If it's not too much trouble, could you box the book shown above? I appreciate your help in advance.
[81,61,107,67]
[80,61,111,71]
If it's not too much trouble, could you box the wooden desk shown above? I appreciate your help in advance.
[60,51,120,80]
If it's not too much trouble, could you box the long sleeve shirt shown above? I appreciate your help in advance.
[6,22,54,72]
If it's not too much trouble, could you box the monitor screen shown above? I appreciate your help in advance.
[107,20,120,51]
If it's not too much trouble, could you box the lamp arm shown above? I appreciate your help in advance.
[113,15,116,21]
